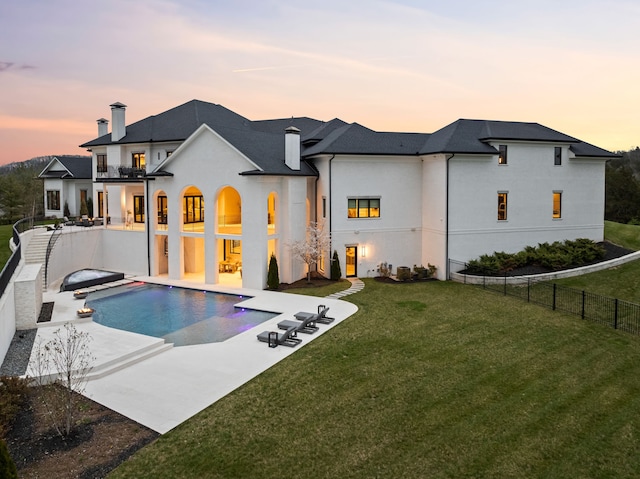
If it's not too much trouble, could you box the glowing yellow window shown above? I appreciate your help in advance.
[553,192,562,218]
[497,193,507,221]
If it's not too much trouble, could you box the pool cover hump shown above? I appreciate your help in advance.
[60,269,125,291]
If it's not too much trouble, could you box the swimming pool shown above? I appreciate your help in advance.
[85,283,277,346]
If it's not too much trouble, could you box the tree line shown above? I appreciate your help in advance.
[0,157,50,223]
[606,147,640,224]
[0,150,638,225]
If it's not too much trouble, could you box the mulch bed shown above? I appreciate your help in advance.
[4,384,158,479]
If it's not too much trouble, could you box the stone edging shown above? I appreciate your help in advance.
[450,251,640,285]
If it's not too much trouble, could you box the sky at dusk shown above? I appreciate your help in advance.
[1,0,639,165]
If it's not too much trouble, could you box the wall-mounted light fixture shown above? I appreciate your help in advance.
[361,245,367,257]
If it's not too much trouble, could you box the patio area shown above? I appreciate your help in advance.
[33,277,358,433]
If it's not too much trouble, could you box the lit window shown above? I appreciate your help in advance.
[132,152,145,169]
[498,145,508,165]
[157,196,167,225]
[348,198,380,218]
[554,147,562,166]
[184,195,204,223]
[498,193,508,220]
[133,196,145,223]
[553,192,562,218]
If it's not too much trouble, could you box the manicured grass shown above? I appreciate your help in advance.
[282,278,351,297]
[0,224,13,269]
[552,221,640,302]
[605,220,640,251]
[111,280,640,478]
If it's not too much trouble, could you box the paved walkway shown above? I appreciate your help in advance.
[325,277,365,299]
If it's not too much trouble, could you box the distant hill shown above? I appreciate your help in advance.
[0,156,54,175]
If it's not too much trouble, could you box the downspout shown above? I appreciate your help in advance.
[445,154,454,280]
[328,154,335,261]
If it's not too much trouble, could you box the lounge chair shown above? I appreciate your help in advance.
[294,304,335,325]
[277,314,319,334]
[257,325,301,348]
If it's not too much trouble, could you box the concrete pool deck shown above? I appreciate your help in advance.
[34,277,359,434]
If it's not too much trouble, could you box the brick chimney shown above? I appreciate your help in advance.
[285,126,300,170]
[110,102,127,141]
[97,118,108,137]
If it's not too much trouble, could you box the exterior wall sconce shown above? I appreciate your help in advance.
[361,246,367,257]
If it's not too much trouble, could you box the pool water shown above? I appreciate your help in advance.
[86,283,276,346]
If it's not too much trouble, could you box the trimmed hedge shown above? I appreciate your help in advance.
[465,239,605,276]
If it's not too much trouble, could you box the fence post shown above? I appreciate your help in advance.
[553,284,557,311]
[504,275,507,296]
[527,278,530,303]
[581,290,585,319]
[614,299,619,329]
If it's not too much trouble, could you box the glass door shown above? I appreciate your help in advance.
[346,246,357,277]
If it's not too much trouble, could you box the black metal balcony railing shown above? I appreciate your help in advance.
[96,166,146,179]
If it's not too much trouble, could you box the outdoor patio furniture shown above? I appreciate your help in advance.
[257,325,301,348]
[277,314,319,334]
[294,305,335,325]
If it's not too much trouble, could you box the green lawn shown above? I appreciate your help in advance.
[111,280,640,479]
[0,224,13,269]
[552,221,640,302]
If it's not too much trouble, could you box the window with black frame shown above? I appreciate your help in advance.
[184,195,204,223]
[133,195,145,223]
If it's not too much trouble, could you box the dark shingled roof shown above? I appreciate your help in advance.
[416,119,618,158]
[302,123,430,156]
[81,100,331,176]
[39,155,92,179]
[80,102,618,173]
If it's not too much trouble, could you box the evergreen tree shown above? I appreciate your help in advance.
[0,438,18,479]
[267,253,279,290]
[331,250,342,280]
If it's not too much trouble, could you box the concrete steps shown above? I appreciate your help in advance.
[86,340,174,381]
[24,231,53,291]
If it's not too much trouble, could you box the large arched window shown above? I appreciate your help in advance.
[217,186,241,235]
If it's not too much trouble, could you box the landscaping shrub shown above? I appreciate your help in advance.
[465,239,605,276]
[331,250,342,280]
[0,438,17,479]
[0,376,30,436]
[267,253,279,290]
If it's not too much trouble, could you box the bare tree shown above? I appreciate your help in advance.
[30,323,95,437]
[289,220,331,282]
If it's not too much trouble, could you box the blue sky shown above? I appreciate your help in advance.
[0,0,638,164]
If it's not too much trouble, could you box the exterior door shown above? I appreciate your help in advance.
[346,246,357,277]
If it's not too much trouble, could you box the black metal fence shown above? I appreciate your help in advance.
[449,260,640,336]
[0,219,27,298]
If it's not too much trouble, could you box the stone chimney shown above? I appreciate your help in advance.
[284,126,300,170]
[97,118,109,137]
[110,102,127,141]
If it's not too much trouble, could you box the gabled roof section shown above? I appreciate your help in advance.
[419,119,584,155]
[38,155,92,179]
[302,123,429,156]
[302,118,349,146]
[80,100,252,147]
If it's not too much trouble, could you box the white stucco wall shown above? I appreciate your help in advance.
[47,228,147,288]
[447,143,606,264]
[145,127,309,288]
[0,281,16,366]
[328,155,423,277]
